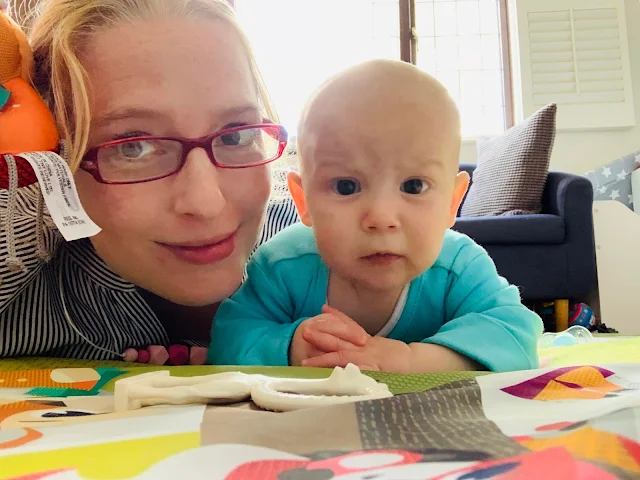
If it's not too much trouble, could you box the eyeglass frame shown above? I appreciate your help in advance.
[79,122,289,185]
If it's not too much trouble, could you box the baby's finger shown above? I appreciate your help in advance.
[321,304,341,315]
[310,317,368,346]
[322,305,356,324]
[302,350,365,369]
[323,306,371,335]
[355,364,380,372]
[302,329,362,353]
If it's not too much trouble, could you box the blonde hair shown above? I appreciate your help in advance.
[25,0,277,171]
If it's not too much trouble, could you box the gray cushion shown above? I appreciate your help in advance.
[460,103,557,217]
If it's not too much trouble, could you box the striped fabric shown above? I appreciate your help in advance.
[0,170,300,360]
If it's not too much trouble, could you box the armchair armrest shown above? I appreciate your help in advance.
[542,171,593,220]
[459,164,594,242]
[542,170,594,248]
[542,171,596,296]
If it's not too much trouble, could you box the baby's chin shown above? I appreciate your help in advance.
[343,270,418,293]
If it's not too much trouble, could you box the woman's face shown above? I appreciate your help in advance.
[75,17,271,306]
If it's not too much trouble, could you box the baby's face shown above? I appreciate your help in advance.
[299,111,463,292]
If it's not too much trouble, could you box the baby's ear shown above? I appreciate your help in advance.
[287,171,312,226]
[448,170,469,227]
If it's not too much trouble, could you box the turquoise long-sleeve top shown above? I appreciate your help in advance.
[209,223,543,372]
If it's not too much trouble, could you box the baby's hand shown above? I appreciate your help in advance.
[302,336,414,373]
[290,305,369,366]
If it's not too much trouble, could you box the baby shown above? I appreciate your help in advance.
[209,59,543,373]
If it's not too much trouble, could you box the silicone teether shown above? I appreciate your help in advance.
[538,325,594,349]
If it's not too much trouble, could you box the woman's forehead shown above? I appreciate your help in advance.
[82,17,259,130]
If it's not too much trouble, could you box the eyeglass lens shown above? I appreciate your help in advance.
[96,126,282,183]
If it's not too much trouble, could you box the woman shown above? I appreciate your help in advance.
[0,0,298,363]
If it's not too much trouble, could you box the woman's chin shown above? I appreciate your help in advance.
[164,278,243,307]
[136,262,243,307]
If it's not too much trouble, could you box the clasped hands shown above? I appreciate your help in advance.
[289,305,414,373]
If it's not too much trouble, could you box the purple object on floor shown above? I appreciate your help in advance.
[168,344,189,366]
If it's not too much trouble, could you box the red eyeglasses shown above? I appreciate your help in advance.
[79,123,288,184]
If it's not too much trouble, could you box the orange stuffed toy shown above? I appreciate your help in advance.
[0,11,58,156]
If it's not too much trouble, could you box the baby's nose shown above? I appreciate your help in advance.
[361,203,400,232]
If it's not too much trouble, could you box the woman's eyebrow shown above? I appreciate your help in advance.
[92,107,160,128]
[218,104,261,120]
[92,104,261,128]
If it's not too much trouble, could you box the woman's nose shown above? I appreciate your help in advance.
[171,148,226,219]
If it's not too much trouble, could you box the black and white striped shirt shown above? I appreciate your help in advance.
[0,173,299,360]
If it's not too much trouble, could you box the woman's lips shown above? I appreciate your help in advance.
[159,231,237,265]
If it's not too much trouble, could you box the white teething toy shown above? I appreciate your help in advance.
[114,364,392,412]
[251,363,392,412]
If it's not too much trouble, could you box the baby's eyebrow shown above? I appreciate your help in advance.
[315,156,348,167]
[411,155,450,170]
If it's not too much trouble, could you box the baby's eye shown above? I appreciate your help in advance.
[401,178,428,195]
[332,179,361,196]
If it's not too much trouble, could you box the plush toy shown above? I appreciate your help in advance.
[0,11,58,156]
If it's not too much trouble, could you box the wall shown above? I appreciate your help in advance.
[460,0,640,174]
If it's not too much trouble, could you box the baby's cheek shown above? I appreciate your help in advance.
[420,233,446,267]
[313,221,348,259]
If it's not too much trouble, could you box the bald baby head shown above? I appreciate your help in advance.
[297,59,461,176]
[286,60,470,291]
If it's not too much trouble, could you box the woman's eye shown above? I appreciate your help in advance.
[219,128,258,147]
[332,179,361,196]
[116,140,154,159]
[220,131,242,146]
[401,178,428,194]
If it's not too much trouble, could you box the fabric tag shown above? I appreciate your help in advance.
[18,151,101,241]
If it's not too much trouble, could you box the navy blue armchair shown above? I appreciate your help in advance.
[453,164,596,328]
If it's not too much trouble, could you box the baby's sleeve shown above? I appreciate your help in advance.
[423,243,543,372]
[208,249,303,367]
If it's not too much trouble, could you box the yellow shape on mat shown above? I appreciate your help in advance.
[0,368,98,389]
[541,337,640,367]
[0,431,200,479]
[535,379,608,401]
[555,366,621,392]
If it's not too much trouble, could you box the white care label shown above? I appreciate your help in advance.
[19,151,101,241]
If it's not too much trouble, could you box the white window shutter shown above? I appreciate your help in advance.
[512,0,635,130]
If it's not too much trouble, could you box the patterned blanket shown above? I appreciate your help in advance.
[0,361,638,479]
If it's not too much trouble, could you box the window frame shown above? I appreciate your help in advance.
[232,0,515,132]
[400,0,514,129]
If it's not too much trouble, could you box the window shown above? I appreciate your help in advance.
[233,0,402,135]
[413,0,512,136]
[236,0,513,137]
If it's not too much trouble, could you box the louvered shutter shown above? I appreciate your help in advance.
[512,0,635,130]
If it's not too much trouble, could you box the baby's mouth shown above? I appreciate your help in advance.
[360,252,404,266]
